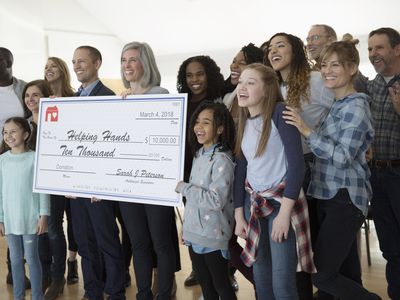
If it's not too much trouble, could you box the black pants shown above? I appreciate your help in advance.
[119,202,176,300]
[70,199,125,300]
[312,189,376,300]
[189,247,237,300]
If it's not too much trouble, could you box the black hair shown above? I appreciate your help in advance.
[177,55,224,101]
[188,101,235,160]
[0,117,31,154]
[222,43,264,94]
[241,43,265,65]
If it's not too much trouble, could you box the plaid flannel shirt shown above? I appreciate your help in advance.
[241,180,315,273]
[306,93,374,216]
[367,74,400,159]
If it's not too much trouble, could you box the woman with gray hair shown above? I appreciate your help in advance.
[120,41,167,95]
[118,41,179,300]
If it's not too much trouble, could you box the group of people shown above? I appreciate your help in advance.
[0,23,399,300]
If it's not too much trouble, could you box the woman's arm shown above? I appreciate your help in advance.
[275,104,305,200]
[307,100,372,168]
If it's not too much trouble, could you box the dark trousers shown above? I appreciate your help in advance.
[65,199,78,252]
[229,235,254,284]
[370,165,400,300]
[48,195,67,280]
[312,189,375,300]
[47,195,79,281]
[70,199,125,300]
[115,206,132,273]
[119,202,176,300]
[296,153,317,300]
[189,247,237,300]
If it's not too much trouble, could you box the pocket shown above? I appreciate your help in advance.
[183,207,203,234]
[199,209,225,239]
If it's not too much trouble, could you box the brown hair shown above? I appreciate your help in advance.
[45,57,75,96]
[0,117,31,153]
[235,63,283,158]
[320,40,360,81]
[265,33,311,108]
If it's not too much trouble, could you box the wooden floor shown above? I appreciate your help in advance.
[0,218,390,299]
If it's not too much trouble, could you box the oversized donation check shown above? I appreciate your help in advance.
[33,94,187,207]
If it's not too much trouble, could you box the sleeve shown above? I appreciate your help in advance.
[274,104,305,200]
[306,99,372,169]
[311,71,334,109]
[233,153,247,208]
[178,154,235,210]
[39,193,50,216]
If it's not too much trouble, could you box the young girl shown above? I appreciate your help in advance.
[177,55,225,287]
[0,117,50,300]
[283,41,381,300]
[175,101,237,300]
[234,63,314,300]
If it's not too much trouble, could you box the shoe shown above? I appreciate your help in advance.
[42,276,51,293]
[6,272,31,289]
[171,275,177,297]
[151,270,177,297]
[229,274,239,292]
[67,259,79,284]
[184,270,198,287]
[44,278,66,300]
[6,272,12,285]
[125,271,131,288]
[371,293,382,300]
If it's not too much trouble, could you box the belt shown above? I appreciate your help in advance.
[369,159,400,168]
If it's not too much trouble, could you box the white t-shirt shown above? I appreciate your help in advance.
[0,84,24,139]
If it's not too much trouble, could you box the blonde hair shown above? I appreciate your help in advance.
[235,63,283,157]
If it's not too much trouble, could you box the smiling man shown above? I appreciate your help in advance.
[367,27,400,300]
[306,24,337,69]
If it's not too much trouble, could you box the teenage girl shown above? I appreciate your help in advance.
[234,63,313,300]
[175,101,237,300]
[0,117,50,300]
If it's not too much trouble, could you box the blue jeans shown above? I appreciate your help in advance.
[7,234,43,300]
[244,193,298,300]
[370,165,400,299]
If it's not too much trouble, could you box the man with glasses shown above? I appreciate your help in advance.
[306,24,337,69]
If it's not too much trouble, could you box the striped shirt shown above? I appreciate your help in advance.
[306,93,374,216]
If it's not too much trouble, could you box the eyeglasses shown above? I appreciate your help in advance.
[306,35,329,43]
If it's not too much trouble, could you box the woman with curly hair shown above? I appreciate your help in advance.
[176,55,225,287]
[265,33,334,300]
